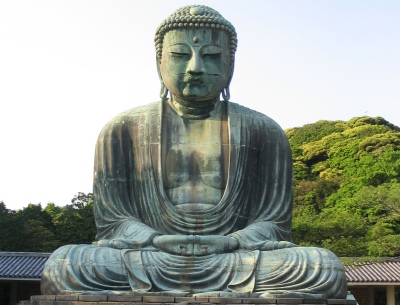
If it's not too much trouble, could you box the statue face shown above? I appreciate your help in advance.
[160,29,231,101]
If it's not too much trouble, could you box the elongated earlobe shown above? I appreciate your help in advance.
[160,84,169,99]
[156,57,168,99]
[222,62,234,101]
[222,87,230,101]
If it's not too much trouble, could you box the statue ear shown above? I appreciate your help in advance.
[156,57,163,83]
[227,61,235,88]
[222,61,234,101]
[156,57,169,99]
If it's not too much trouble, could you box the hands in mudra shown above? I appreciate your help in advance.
[152,235,238,256]
[152,235,297,255]
[95,235,296,255]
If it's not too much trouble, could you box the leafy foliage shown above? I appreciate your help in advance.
[0,193,95,252]
[288,116,400,256]
[45,193,96,245]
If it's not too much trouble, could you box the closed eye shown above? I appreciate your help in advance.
[170,52,190,57]
[203,53,222,58]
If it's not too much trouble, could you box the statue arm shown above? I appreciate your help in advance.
[93,117,162,249]
[228,223,296,251]
[228,115,295,250]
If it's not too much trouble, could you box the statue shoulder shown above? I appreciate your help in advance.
[228,102,285,134]
[99,101,161,132]
[98,102,161,139]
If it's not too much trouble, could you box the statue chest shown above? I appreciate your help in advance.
[161,107,229,207]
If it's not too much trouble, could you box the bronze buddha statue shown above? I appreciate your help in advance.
[41,5,347,299]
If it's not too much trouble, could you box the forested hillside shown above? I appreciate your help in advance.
[1,116,399,257]
[288,116,400,256]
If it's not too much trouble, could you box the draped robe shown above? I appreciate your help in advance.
[41,101,347,298]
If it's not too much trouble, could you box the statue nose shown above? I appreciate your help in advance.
[186,53,204,74]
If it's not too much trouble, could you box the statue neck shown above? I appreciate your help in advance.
[168,95,219,119]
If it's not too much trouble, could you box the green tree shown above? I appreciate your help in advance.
[52,192,96,245]
[288,116,400,257]
[0,193,96,252]
[347,183,400,256]
[292,210,368,256]
[0,203,58,252]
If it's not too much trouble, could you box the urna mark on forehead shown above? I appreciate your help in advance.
[162,29,229,48]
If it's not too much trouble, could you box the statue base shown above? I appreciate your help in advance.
[21,295,357,305]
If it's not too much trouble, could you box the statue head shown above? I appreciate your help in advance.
[155,5,238,102]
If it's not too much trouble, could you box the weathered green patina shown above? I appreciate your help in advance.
[41,5,347,299]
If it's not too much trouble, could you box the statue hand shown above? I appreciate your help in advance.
[152,235,239,256]
[95,239,139,249]
[260,241,297,251]
[193,235,238,256]
[152,235,195,256]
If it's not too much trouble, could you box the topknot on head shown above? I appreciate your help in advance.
[155,5,238,62]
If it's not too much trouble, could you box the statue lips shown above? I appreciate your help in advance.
[184,75,204,86]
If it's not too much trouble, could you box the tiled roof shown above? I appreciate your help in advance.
[345,258,400,283]
[0,252,51,279]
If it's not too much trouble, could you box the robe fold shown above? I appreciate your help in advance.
[41,101,347,298]
[93,100,293,247]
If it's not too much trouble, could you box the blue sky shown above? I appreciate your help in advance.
[0,0,399,210]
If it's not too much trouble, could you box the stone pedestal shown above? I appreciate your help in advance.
[20,295,357,305]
